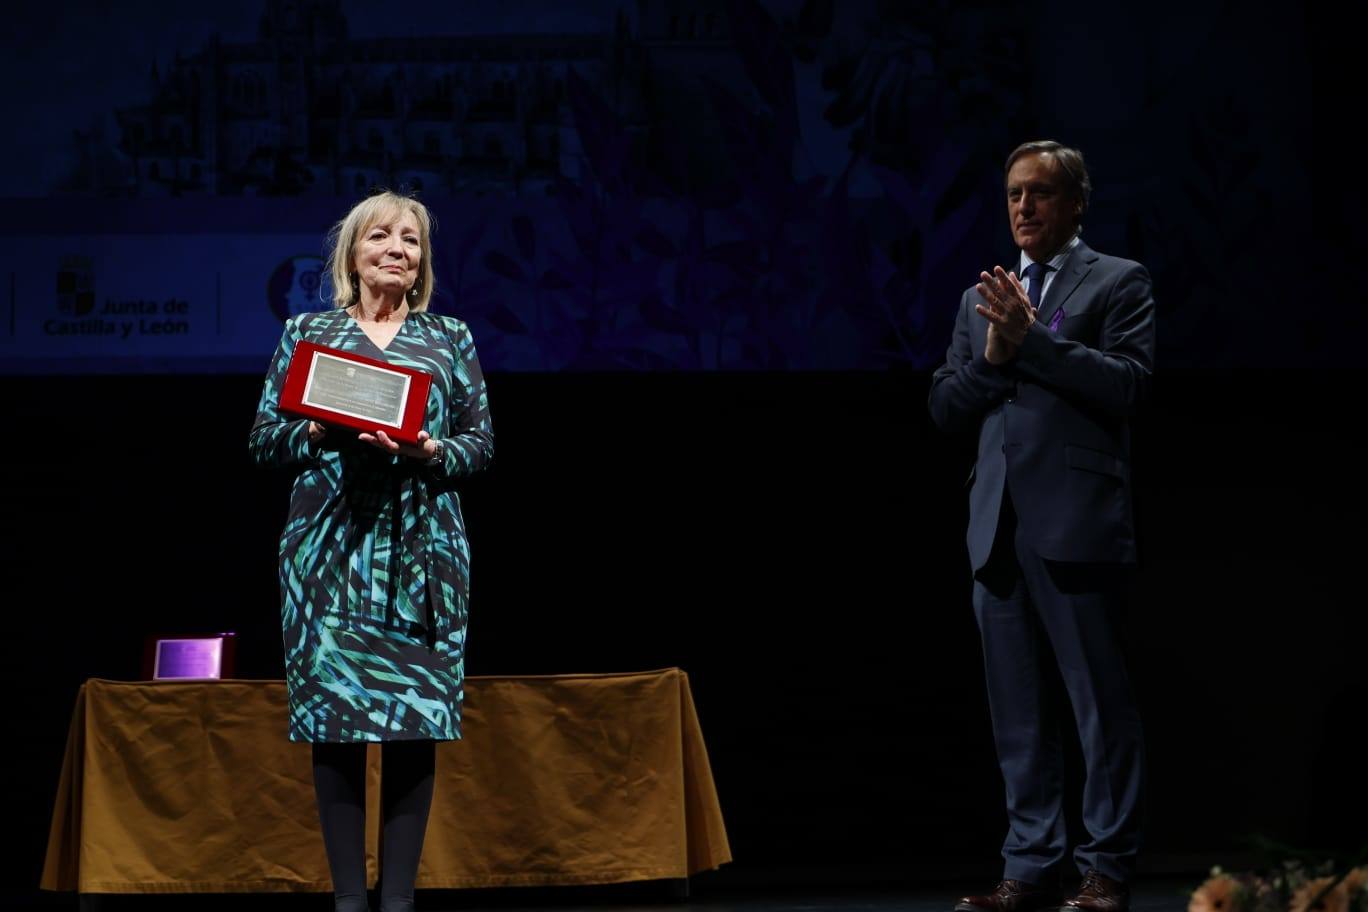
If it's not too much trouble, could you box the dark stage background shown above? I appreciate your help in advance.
[4,0,1364,907]
[8,370,1365,896]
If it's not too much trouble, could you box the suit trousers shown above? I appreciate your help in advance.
[972,490,1145,884]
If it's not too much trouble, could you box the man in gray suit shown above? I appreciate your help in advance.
[929,141,1154,912]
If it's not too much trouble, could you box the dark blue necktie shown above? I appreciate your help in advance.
[1024,261,1051,312]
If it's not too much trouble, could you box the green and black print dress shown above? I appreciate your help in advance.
[250,309,493,743]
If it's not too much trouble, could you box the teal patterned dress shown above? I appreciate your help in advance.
[249,309,493,743]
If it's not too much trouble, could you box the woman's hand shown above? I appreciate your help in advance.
[358,429,438,461]
[307,421,328,444]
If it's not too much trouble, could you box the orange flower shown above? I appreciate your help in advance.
[1339,868,1367,911]
[1190,874,1241,912]
[1290,877,1350,912]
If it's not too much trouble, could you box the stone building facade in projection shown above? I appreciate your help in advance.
[71,0,738,197]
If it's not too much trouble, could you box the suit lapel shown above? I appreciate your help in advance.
[1038,240,1098,328]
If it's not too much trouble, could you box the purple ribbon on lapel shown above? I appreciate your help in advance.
[1048,309,1066,332]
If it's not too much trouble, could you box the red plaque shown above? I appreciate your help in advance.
[280,340,432,445]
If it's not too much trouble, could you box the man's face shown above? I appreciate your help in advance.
[1006,152,1081,262]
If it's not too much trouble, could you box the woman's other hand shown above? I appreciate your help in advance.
[358,429,437,461]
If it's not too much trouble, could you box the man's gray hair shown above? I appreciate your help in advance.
[1005,141,1092,217]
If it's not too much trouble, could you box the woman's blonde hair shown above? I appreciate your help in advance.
[325,190,436,312]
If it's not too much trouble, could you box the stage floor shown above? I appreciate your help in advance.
[33,880,1196,912]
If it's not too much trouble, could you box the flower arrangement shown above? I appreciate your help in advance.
[1189,864,1367,912]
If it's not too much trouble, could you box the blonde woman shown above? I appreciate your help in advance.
[250,190,493,912]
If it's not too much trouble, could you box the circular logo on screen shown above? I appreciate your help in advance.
[268,255,332,322]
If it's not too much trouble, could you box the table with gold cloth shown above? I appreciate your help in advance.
[42,668,731,894]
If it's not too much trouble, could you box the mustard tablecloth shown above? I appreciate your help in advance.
[42,668,731,893]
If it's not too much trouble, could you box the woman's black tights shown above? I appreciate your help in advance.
[312,740,436,912]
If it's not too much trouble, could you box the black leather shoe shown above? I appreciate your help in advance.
[1063,870,1129,912]
[955,879,1063,912]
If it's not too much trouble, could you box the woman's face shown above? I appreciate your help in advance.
[352,208,422,302]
